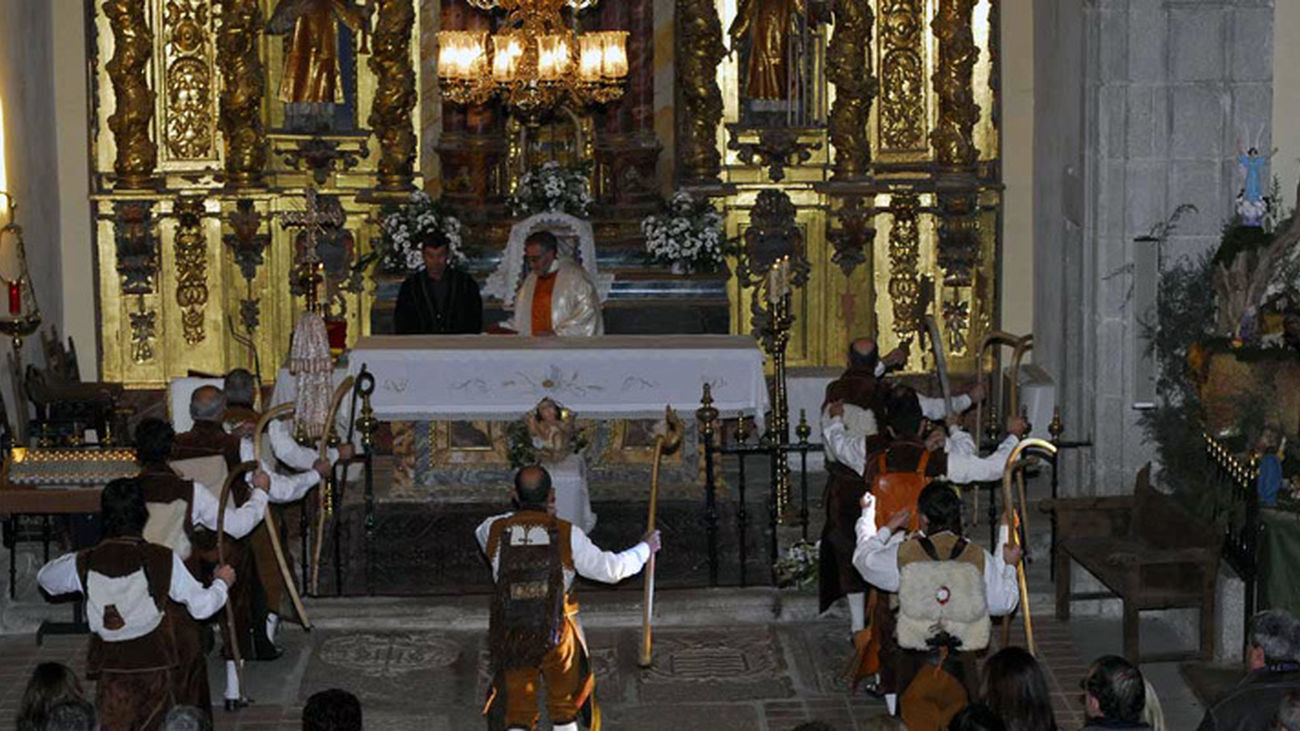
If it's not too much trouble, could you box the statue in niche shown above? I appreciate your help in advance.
[268,0,369,132]
[729,0,826,124]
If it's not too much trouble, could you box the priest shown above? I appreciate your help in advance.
[508,231,603,336]
[393,230,483,335]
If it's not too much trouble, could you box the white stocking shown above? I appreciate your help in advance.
[225,660,241,700]
[266,612,279,642]
[552,723,578,731]
[885,693,897,715]
[847,592,865,633]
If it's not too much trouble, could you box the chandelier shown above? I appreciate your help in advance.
[436,0,628,118]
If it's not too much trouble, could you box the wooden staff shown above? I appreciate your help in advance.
[640,407,682,668]
[311,376,355,596]
[216,459,259,701]
[252,403,313,630]
[999,438,1056,654]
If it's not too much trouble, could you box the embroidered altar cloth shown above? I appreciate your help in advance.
[344,335,769,425]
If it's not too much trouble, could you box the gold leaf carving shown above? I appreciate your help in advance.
[163,0,213,160]
[173,196,208,345]
[930,0,980,169]
[369,0,418,192]
[880,0,924,151]
[827,0,875,178]
[676,0,726,184]
[104,0,157,189]
[888,192,921,340]
[216,0,267,188]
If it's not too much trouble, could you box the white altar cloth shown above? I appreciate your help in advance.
[343,335,770,425]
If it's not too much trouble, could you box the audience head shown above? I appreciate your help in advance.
[1274,689,1300,731]
[982,646,1056,731]
[1083,655,1145,724]
[524,230,560,276]
[886,385,926,438]
[947,703,1007,731]
[513,465,553,512]
[418,228,452,279]
[162,705,212,731]
[15,662,83,731]
[42,699,97,731]
[223,368,257,409]
[303,688,362,731]
[189,385,227,424]
[1248,609,1300,670]
[848,337,879,372]
[917,481,963,536]
[101,477,148,539]
[134,417,176,464]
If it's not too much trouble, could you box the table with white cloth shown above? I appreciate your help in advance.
[337,335,770,502]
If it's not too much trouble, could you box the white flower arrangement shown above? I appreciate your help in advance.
[376,191,466,274]
[508,161,593,218]
[641,191,728,274]
[774,539,819,591]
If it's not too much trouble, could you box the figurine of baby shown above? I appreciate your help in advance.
[526,398,573,463]
[524,397,595,531]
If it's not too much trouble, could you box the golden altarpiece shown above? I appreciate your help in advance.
[86,0,1002,386]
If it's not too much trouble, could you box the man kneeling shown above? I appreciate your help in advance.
[853,481,1020,723]
[476,466,660,730]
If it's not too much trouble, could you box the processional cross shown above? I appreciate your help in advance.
[280,188,345,310]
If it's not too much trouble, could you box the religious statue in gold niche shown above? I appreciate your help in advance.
[268,0,370,131]
[733,0,800,106]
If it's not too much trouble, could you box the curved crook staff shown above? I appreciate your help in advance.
[639,407,682,669]
[216,458,260,702]
[311,376,355,596]
[999,438,1057,655]
[972,331,1032,526]
[252,403,312,630]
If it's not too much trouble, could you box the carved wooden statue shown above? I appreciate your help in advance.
[268,0,369,128]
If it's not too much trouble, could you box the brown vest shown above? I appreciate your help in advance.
[75,537,177,673]
[172,420,243,473]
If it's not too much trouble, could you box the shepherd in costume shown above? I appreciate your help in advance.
[393,228,484,335]
[508,231,603,336]
[223,368,349,653]
[142,416,269,712]
[476,466,660,730]
[37,478,235,731]
[818,338,982,633]
[853,482,1020,724]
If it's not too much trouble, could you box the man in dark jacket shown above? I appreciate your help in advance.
[393,230,483,335]
[1198,609,1300,730]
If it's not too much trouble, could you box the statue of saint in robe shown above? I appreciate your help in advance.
[729,0,804,109]
[508,231,603,337]
[268,0,368,130]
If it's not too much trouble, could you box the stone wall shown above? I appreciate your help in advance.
[1035,0,1274,497]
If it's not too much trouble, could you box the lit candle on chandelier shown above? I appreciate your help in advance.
[0,93,9,222]
[7,280,19,315]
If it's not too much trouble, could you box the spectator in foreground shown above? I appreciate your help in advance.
[981,646,1057,731]
[1081,655,1149,729]
[43,699,97,731]
[15,662,85,731]
[303,688,363,731]
[948,703,1007,731]
[1198,609,1300,730]
[1274,689,1300,730]
[163,705,213,731]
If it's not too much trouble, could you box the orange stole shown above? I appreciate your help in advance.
[531,272,558,334]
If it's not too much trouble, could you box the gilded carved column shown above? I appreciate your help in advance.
[216,0,266,188]
[676,0,726,186]
[370,0,418,192]
[827,0,875,179]
[173,196,209,345]
[104,0,157,189]
[887,192,922,340]
[929,0,979,170]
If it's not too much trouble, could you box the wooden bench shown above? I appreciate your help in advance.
[1045,463,1223,663]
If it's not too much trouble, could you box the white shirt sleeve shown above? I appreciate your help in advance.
[241,436,322,504]
[874,361,887,378]
[984,524,1020,616]
[168,552,228,620]
[943,435,1019,485]
[190,482,267,539]
[268,420,336,471]
[569,526,650,584]
[822,418,867,476]
[944,426,977,457]
[37,552,82,596]
[851,504,905,591]
[918,393,972,420]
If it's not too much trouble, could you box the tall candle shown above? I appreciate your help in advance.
[0,95,9,221]
[766,263,779,304]
[8,280,19,315]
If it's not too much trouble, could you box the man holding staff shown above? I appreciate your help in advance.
[477,466,661,731]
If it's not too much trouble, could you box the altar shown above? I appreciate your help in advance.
[343,334,768,500]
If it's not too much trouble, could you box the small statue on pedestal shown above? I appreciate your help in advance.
[525,398,595,532]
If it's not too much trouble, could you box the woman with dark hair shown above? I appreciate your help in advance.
[14,662,85,731]
[981,646,1057,731]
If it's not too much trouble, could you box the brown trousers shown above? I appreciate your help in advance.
[97,668,174,731]
[168,606,212,716]
[500,618,590,729]
[249,511,288,616]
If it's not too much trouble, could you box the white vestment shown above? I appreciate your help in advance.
[509,258,604,336]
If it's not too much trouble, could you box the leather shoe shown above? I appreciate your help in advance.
[224,697,252,712]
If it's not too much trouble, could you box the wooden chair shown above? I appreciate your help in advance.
[1045,463,1224,663]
